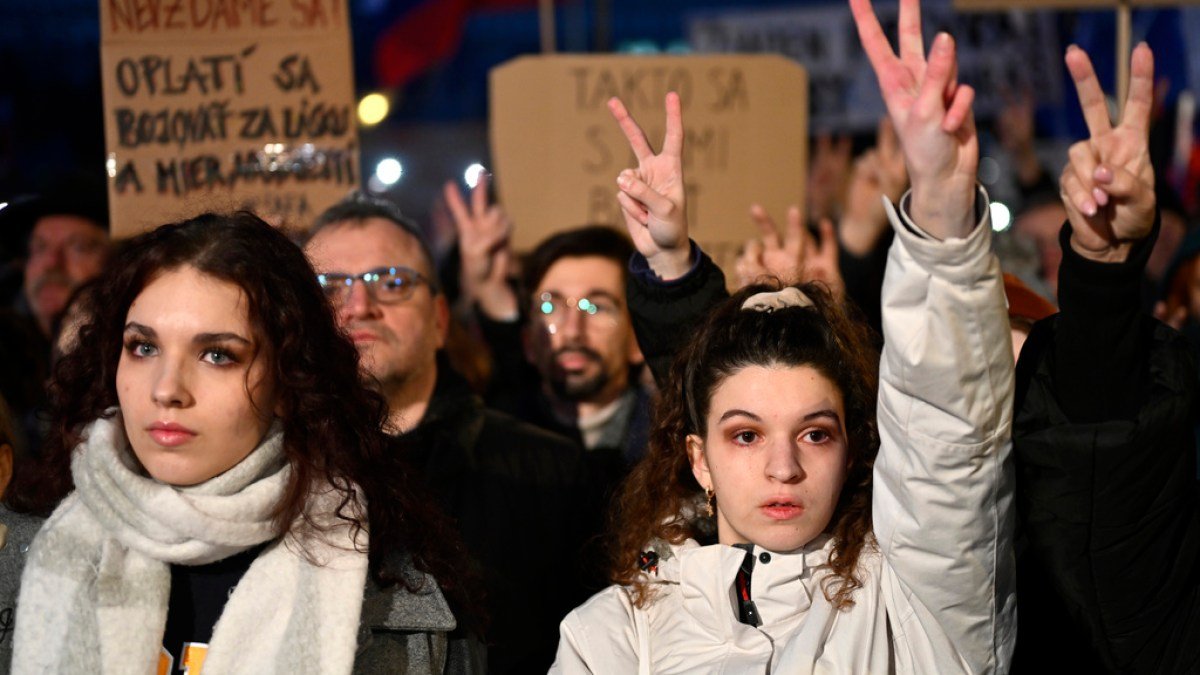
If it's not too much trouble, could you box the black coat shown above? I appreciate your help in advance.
[390,365,600,675]
[1013,218,1200,673]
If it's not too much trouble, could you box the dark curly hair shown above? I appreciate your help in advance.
[611,281,880,610]
[8,211,482,627]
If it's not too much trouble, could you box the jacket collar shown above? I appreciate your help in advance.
[647,535,835,641]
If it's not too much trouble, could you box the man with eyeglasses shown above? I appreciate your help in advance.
[1,181,111,455]
[303,193,597,675]
[446,178,650,472]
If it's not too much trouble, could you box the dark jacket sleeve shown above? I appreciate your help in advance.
[1014,216,1200,673]
[475,309,541,417]
[626,243,730,386]
[839,228,892,339]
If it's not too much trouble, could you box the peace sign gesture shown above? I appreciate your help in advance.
[608,92,692,281]
[1060,43,1157,263]
[850,0,978,240]
[444,173,518,318]
[737,206,844,299]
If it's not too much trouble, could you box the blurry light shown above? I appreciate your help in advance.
[979,156,1001,185]
[990,201,1012,232]
[358,93,390,126]
[367,175,387,194]
[0,202,8,212]
[375,158,403,186]
[106,154,118,178]
[619,40,660,54]
[464,163,487,188]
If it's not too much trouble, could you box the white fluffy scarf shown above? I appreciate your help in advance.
[12,415,369,674]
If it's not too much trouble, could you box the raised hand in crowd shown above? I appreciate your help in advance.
[735,205,844,299]
[852,0,979,239]
[444,173,519,319]
[839,117,908,256]
[807,133,854,223]
[1059,43,1157,263]
[607,92,691,281]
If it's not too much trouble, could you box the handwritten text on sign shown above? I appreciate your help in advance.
[101,0,358,237]
[490,55,807,274]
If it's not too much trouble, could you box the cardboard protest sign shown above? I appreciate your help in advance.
[490,55,807,275]
[100,0,359,238]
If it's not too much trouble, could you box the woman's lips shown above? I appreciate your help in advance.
[147,423,197,447]
[761,502,804,520]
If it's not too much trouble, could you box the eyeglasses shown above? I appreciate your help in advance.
[316,266,436,306]
[532,291,622,332]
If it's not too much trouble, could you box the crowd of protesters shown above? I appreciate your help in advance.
[2,0,1200,672]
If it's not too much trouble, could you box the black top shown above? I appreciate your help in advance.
[161,543,267,672]
[1014,215,1200,673]
[390,362,598,675]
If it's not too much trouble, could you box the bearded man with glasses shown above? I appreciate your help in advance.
[304,193,596,675]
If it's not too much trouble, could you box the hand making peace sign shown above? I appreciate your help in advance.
[607,92,693,281]
[1060,44,1157,263]
[850,0,979,240]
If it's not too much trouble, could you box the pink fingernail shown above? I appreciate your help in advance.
[1094,166,1113,183]
[1093,187,1109,207]
[1083,201,1097,217]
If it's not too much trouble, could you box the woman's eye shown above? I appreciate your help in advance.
[734,430,759,445]
[126,341,156,357]
[202,349,235,366]
[804,429,830,444]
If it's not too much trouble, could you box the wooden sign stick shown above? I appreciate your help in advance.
[540,0,557,54]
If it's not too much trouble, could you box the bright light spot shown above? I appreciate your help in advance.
[375,158,403,186]
[0,202,8,212]
[358,93,390,126]
[106,154,118,178]
[990,202,1012,232]
[464,163,486,188]
[541,301,554,315]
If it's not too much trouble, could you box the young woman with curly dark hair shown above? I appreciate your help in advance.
[10,211,482,674]
[551,1,1016,672]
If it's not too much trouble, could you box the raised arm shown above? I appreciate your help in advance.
[850,0,1015,672]
[445,174,518,321]
[1014,44,1200,673]
[607,94,728,384]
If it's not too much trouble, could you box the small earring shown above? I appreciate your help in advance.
[703,487,715,518]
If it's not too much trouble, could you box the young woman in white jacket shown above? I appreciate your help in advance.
[550,0,1016,672]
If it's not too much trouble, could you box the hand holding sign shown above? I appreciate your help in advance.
[1060,43,1156,264]
[850,0,978,240]
[608,92,692,281]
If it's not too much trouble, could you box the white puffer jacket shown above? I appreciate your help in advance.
[550,190,1017,675]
